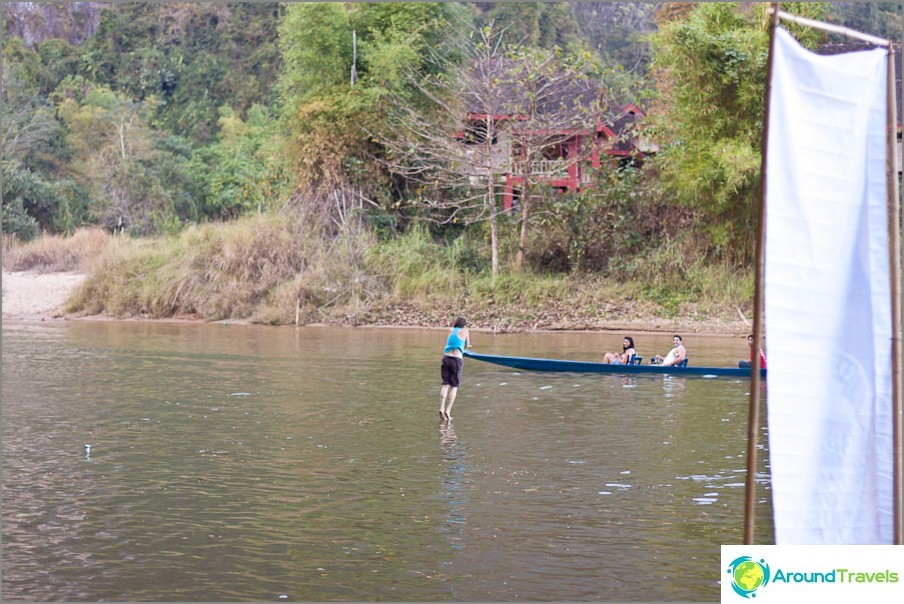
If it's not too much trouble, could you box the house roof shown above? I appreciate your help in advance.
[460,59,645,138]
[816,41,902,127]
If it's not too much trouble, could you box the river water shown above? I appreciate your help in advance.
[1,321,774,601]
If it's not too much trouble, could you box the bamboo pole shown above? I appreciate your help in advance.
[744,2,781,546]
[886,45,903,545]
[774,9,890,46]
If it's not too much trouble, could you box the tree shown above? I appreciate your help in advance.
[55,84,203,234]
[570,2,657,70]
[377,24,512,276]
[479,2,580,51]
[378,22,621,274]
[648,2,828,264]
[276,2,471,232]
[828,2,902,40]
[79,3,282,146]
[204,105,289,219]
[501,45,610,271]
[2,39,87,236]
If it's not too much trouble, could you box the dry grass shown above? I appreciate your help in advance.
[56,212,751,328]
[2,228,113,273]
[66,213,386,322]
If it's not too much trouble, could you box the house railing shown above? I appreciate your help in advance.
[512,159,572,177]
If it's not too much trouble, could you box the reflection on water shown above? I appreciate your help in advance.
[438,421,468,554]
[2,322,773,601]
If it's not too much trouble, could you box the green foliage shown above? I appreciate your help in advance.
[612,237,754,317]
[204,105,288,218]
[54,82,204,235]
[277,1,470,224]
[479,2,580,51]
[2,36,49,93]
[570,2,657,70]
[368,225,469,299]
[2,46,87,235]
[79,3,282,145]
[277,2,352,102]
[531,166,647,273]
[2,160,68,235]
[828,2,902,40]
[1,197,39,242]
[649,2,828,265]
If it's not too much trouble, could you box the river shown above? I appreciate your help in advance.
[1,320,774,601]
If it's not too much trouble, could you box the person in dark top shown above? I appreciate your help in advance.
[603,337,636,365]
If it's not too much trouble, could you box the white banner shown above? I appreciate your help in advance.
[721,545,904,603]
[764,28,892,544]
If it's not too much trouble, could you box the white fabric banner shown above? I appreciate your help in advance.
[764,28,892,544]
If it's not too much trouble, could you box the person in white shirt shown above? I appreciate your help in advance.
[652,335,686,366]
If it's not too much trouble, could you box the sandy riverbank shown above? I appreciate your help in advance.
[1,270,87,319]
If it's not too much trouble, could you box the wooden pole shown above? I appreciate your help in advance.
[744,2,781,545]
[886,44,903,545]
[774,9,890,46]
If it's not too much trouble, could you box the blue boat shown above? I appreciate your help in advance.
[463,350,766,378]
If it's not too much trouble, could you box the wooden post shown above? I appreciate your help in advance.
[886,44,903,545]
[744,2,781,546]
[350,30,358,87]
[295,298,300,327]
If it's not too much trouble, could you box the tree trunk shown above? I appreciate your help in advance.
[515,178,530,271]
[485,120,499,277]
[488,180,499,277]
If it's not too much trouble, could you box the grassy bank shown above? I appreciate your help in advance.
[2,214,755,332]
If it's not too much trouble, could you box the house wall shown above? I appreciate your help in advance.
[463,130,512,178]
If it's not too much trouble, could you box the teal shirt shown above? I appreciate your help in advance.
[444,327,467,354]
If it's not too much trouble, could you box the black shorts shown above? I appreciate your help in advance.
[441,355,464,387]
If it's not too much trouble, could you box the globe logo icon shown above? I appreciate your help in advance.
[727,556,770,598]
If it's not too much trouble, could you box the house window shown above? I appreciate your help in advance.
[619,156,638,170]
[542,143,568,160]
[464,121,497,145]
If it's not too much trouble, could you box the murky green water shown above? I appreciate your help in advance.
[2,321,773,601]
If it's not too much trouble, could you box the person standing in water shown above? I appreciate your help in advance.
[440,317,471,420]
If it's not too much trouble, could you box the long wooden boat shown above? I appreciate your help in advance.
[463,350,766,378]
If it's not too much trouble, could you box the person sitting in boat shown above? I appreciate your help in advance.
[603,337,636,365]
[652,335,686,366]
[738,334,766,369]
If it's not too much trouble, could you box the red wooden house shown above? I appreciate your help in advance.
[457,99,656,211]
[497,102,655,210]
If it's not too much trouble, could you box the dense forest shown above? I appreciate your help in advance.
[2,2,901,325]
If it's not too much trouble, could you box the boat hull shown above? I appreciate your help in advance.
[463,350,766,378]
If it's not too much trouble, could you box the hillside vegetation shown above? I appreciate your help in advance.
[2,2,899,328]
